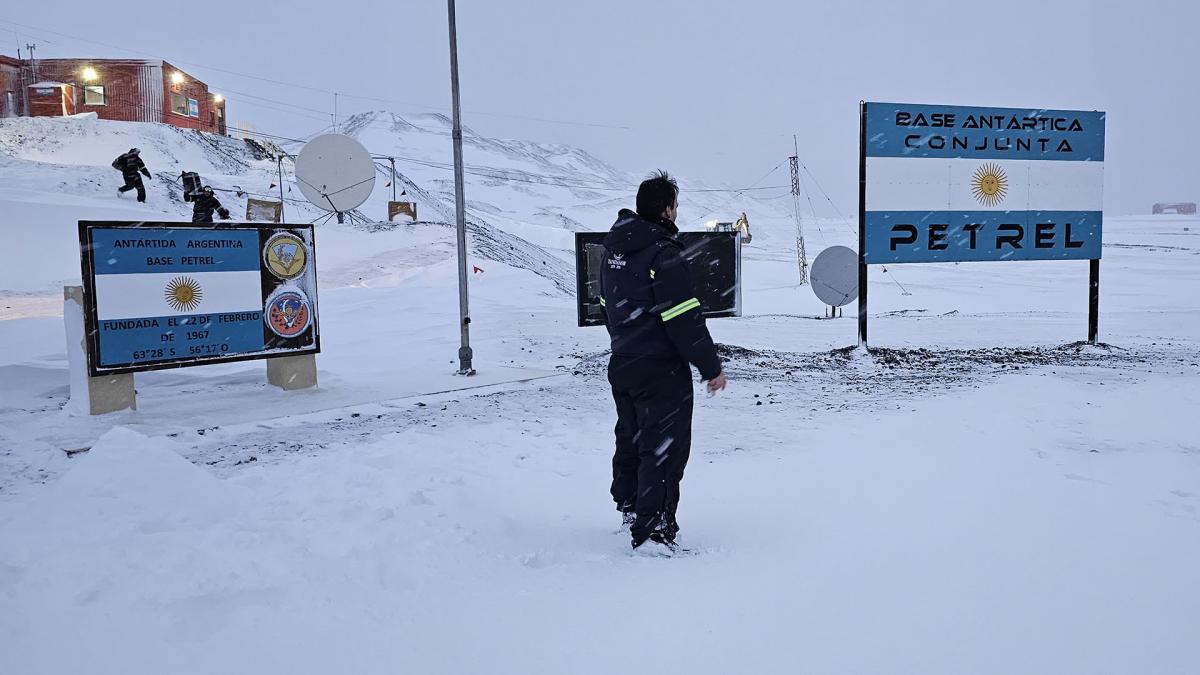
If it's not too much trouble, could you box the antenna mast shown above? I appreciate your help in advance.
[789,135,810,285]
[25,43,38,80]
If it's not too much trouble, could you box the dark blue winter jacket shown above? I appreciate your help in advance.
[599,209,722,380]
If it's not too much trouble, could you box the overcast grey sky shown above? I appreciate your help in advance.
[5,0,1197,214]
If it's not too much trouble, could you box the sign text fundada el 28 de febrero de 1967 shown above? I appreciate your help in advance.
[862,102,1105,264]
[78,221,320,376]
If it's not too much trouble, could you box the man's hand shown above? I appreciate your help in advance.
[140,168,151,177]
[706,371,727,395]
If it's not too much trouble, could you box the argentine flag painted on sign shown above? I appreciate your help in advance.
[89,227,267,368]
[862,102,1105,264]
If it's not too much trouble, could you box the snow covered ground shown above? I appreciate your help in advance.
[1,117,1198,674]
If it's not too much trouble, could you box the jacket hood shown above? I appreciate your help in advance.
[603,208,678,255]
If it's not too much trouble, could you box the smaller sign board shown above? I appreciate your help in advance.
[246,198,283,223]
[388,201,418,223]
[79,221,320,376]
[575,231,741,328]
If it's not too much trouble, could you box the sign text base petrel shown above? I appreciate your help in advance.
[79,221,321,377]
[857,101,1106,345]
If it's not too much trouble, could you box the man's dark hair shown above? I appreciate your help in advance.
[636,170,678,220]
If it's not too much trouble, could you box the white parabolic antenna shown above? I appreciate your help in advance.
[294,134,376,213]
[810,245,858,307]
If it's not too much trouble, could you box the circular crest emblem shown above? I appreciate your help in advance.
[263,232,309,281]
[264,287,312,338]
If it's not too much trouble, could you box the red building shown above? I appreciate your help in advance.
[0,55,226,135]
[0,55,23,118]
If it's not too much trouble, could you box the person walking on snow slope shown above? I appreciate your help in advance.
[191,186,231,223]
[600,170,727,556]
[112,148,151,203]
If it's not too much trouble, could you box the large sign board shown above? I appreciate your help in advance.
[858,102,1106,345]
[575,231,741,328]
[862,102,1105,264]
[79,221,320,376]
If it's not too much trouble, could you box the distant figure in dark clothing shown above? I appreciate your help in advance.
[191,186,231,223]
[112,148,150,202]
[600,171,726,555]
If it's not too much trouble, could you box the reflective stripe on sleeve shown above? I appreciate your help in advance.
[660,297,701,322]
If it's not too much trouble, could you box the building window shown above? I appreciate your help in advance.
[83,85,106,106]
[187,98,199,118]
[170,91,188,116]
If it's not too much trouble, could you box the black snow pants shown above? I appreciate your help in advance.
[608,354,694,543]
[119,174,146,202]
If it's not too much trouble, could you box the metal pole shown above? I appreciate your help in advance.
[447,0,475,375]
[1088,258,1100,344]
[277,156,286,224]
[857,101,868,347]
[19,48,29,116]
[390,157,397,201]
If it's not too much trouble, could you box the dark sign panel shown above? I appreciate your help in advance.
[574,231,741,328]
[78,221,320,375]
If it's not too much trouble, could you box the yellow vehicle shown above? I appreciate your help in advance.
[703,212,752,243]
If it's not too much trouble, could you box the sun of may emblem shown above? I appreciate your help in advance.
[164,276,203,312]
[971,163,1009,207]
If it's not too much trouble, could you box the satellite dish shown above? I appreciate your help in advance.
[294,134,376,213]
[810,245,858,307]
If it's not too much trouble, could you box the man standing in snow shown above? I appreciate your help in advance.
[112,148,151,203]
[600,171,726,554]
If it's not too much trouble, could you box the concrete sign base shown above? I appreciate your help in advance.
[267,354,318,391]
[64,286,136,415]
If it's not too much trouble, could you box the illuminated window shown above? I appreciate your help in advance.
[171,92,188,115]
[83,85,106,106]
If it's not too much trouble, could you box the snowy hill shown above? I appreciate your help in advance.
[0,114,800,300]
[331,110,795,250]
[0,115,566,295]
